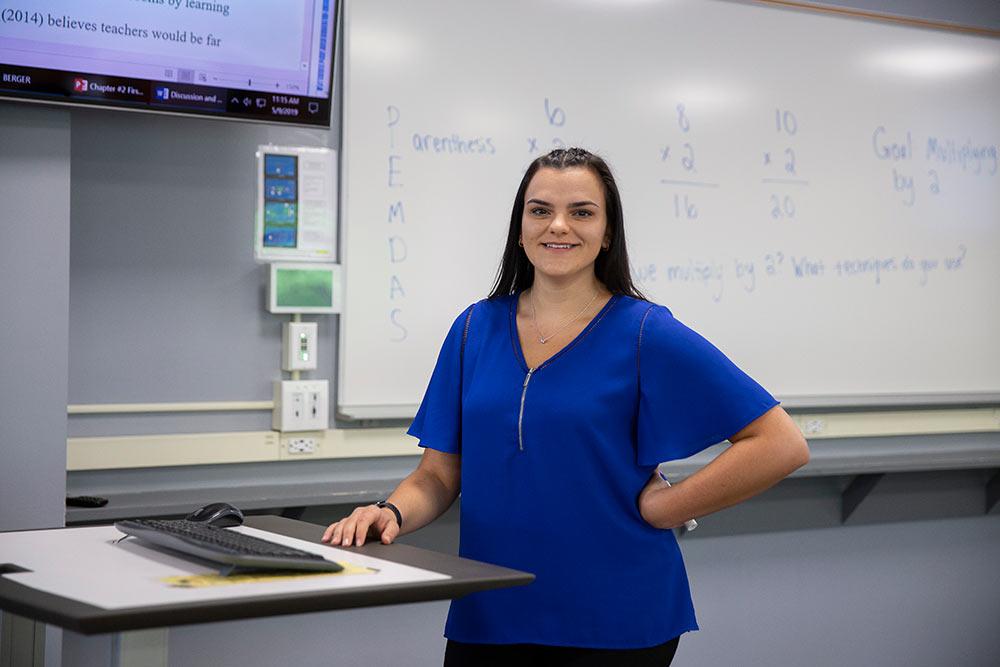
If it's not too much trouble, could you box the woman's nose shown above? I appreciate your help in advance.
[549,212,569,231]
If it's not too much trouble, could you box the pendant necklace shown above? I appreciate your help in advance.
[529,288,599,344]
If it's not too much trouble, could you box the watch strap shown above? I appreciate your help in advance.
[376,500,402,528]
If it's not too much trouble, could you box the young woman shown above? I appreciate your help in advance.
[323,148,809,666]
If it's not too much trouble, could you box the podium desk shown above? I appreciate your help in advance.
[0,515,533,666]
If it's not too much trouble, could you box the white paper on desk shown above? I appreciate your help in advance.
[0,526,449,610]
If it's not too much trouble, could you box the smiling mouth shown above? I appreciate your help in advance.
[542,243,579,249]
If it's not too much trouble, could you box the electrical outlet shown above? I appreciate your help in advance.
[273,380,328,432]
[287,437,317,454]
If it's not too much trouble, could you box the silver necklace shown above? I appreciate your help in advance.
[529,289,599,344]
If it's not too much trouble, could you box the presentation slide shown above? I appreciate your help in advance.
[1,1,314,89]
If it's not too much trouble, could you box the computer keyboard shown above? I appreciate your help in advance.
[115,519,344,573]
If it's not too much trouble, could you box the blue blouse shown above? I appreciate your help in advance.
[408,294,778,648]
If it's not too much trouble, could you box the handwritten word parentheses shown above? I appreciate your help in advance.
[412,133,496,155]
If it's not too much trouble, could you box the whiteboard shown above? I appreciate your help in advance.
[338,0,1000,419]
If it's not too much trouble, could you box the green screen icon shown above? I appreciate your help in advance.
[275,268,334,308]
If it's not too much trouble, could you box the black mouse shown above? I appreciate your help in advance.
[186,502,244,527]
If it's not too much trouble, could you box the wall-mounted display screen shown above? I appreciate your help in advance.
[268,263,342,314]
[0,0,338,127]
[254,146,337,262]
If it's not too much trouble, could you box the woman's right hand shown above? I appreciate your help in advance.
[321,504,400,547]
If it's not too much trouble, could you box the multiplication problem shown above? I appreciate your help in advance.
[659,103,719,221]
[762,107,808,221]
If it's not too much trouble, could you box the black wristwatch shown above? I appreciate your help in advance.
[376,500,402,528]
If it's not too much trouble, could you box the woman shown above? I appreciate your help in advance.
[323,148,809,666]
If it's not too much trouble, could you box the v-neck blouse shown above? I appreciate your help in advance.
[408,294,778,648]
[509,290,618,372]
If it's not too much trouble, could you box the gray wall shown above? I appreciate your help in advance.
[1,1,998,666]
[67,109,334,437]
[0,105,70,533]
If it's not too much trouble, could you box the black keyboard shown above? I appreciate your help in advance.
[115,519,343,573]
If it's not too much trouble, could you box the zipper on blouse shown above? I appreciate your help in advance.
[517,368,534,451]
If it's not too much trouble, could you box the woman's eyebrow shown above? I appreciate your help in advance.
[525,198,599,208]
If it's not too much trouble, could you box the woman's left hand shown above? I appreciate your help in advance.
[638,406,809,530]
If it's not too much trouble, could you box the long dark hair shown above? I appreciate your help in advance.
[488,148,646,300]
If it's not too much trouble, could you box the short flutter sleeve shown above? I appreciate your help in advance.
[406,305,474,455]
[636,305,779,466]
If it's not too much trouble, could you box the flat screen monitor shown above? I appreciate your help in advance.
[0,0,338,127]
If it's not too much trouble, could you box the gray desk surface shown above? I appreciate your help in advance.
[0,515,533,635]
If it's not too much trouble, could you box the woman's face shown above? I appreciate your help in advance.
[520,167,609,284]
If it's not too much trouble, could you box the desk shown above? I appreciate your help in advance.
[0,516,533,665]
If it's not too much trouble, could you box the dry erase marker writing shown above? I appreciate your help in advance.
[658,470,698,532]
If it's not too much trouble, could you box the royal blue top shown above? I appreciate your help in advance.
[407,294,778,648]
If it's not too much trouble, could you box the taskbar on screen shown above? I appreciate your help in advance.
[0,63,331,127]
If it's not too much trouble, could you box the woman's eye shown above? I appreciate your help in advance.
[529,207,549,216]
[573,209,593,218]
